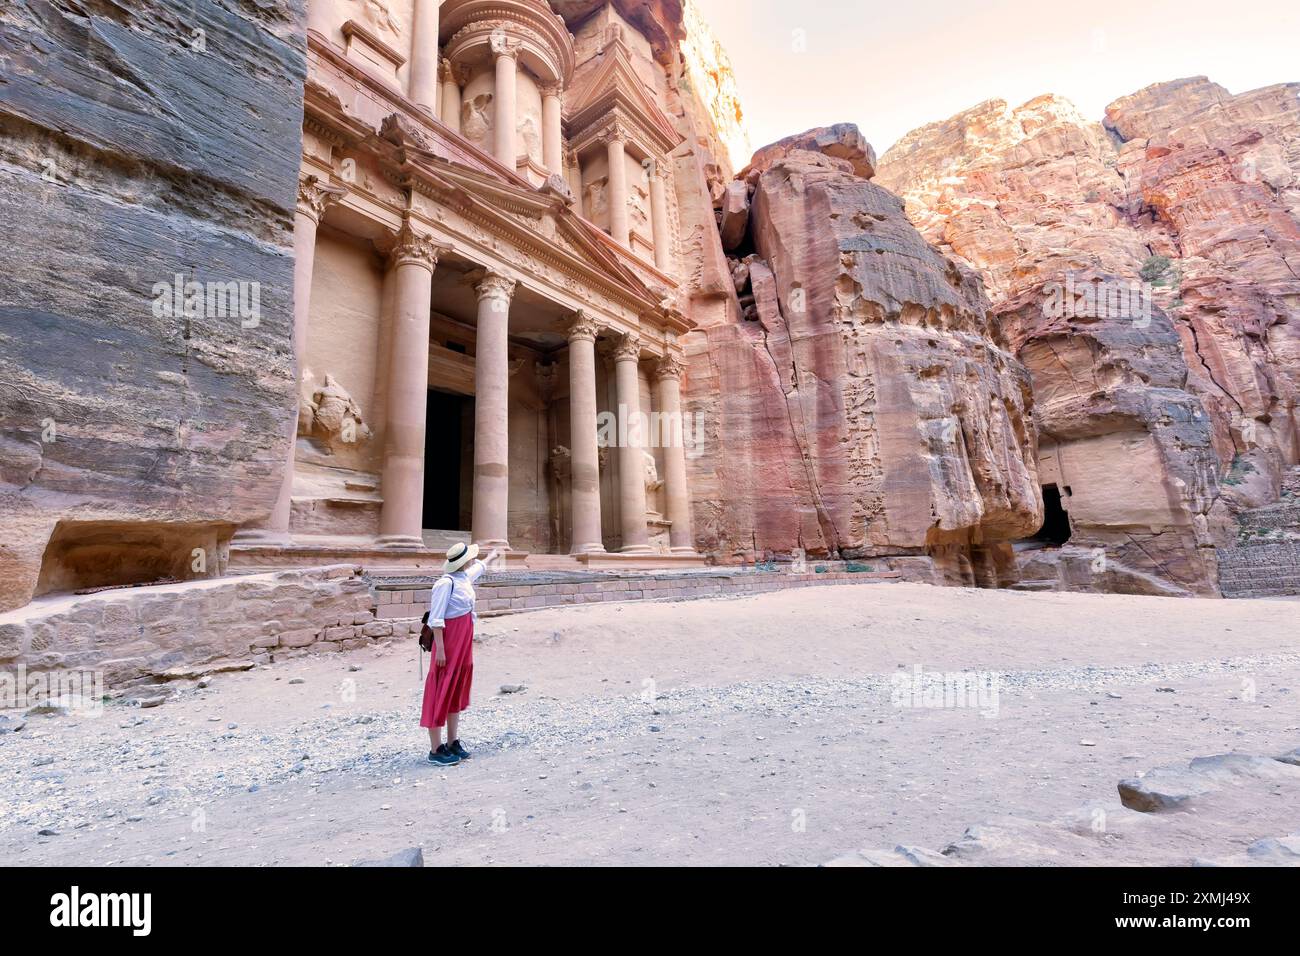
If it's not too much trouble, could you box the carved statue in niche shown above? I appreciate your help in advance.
[585,177,608,216]
[299,374,374,452]
[548,445,571,479]
[630,181,650,233]
[518,113,542,162]
[352,0,402,36]
[461,93,494,150]
[643,450,663,493]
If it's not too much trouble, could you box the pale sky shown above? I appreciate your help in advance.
[693,0,1299,159]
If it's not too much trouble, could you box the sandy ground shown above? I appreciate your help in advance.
[2,581,1298,866]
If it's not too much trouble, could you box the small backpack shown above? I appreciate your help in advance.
[417,575,452,651]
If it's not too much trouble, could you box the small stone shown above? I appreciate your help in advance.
[289,678,305,685]
[499,683,526,694]
[354,847,424,867]
[0,716,26,734]
[1079,740,1097,747]
[37,828,59,836]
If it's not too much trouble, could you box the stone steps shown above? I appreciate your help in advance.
[372,567,903,619]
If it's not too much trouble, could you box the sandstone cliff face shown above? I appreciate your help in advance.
[686,136,1042,583]
[0,1,306,612]
[877,78,1300,595]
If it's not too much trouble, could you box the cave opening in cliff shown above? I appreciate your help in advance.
[1033,484,1072,546]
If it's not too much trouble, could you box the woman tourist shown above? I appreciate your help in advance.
[421,542,498,766]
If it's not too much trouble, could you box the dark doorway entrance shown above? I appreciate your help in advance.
[1033,483,1072,545]
[423,390,474,531]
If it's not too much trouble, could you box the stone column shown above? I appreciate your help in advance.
[440,59,462,133]
[541,84,564,176]
[471,271,517,550]
[491,38,518,170]
[566,311,605,554]
[377,224,445,548]
[605,128,630,248]
[612,332,650,552]
[654,354,694,553]
[407,0,440,115]
[238,177,345,544]
[648,160,671,272]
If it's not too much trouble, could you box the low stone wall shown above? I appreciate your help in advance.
[373,567,903,620]
[0,565,394,686]
[1217,470,1300,598]
[1217,542,1300,598]
[0,564,907,691]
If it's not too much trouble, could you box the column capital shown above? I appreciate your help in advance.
[489,31,521,60]
[654,353,686,381]
[439,57,469,86]
[297,175,348,224]
[598,120,629,147]
[474,270,517,303]
[565,310,602,343]
[611,331,642,363]
[539,81,563,99]
[643,154,669,181]
[387,222,449,272]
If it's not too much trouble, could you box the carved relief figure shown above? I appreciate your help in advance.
[518,113,542,163]
[299,374,374,452]
[461,93,494,150]
[353,0,402,36]
[630,181,651,234]
[585,178,609,216]
[643,450,663,492]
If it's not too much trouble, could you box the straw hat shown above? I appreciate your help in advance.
[443,542,479,573]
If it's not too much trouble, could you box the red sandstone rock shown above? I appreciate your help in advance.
[741,123,878,183]
[686,149,1041,582]
[877,78,1300,594]
[717,180,750,250]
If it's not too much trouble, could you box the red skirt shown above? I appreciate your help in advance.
[419,612,474,728]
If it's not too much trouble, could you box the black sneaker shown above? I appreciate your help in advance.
[449,739,471,761]
[427,744,460,767]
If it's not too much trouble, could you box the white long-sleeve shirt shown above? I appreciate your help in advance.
[426,559,486,628]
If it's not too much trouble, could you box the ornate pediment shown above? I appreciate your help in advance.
[405,154,673,317]
[566,42,682,157]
